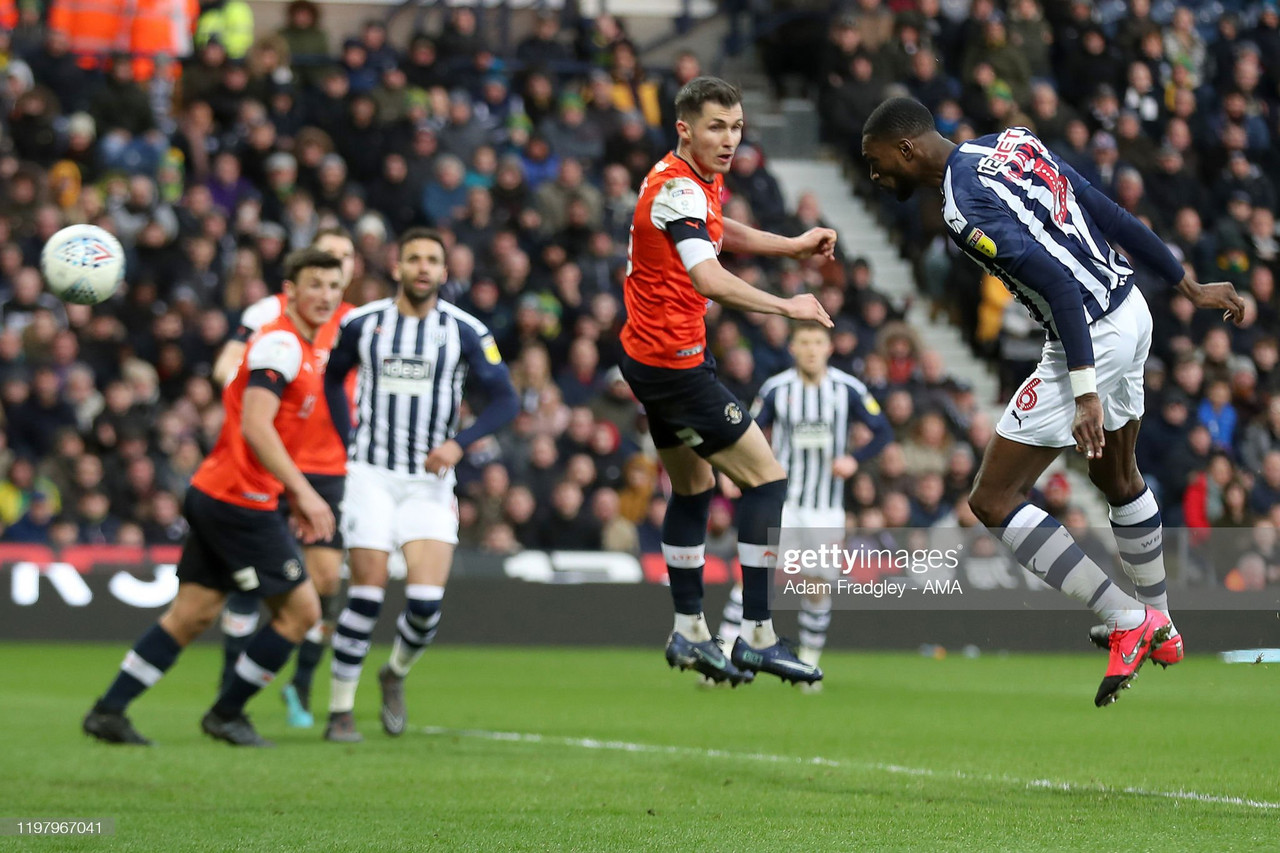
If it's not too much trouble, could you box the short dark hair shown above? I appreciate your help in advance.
[862,97,935,142]
[675,76,741,122]
[791,321,831,338]
[284,247,343,282]
[397,226,446,254]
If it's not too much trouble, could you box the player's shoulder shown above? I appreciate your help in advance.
[438,299,490,338]
[239,293,285,332]
[759,368,798,395]
[828,367,870,394]
[247,328,304,379]
[342,298,393,329]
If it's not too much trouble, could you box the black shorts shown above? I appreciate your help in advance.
[620,352,752,458]
[278,472,345,550]
[177,486,307,599]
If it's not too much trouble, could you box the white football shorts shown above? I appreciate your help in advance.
[997,288,1153,448]
[779,503,848,581]
[342,461,459,551]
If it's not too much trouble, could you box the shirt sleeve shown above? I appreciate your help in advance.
[946,192,1096,371]
[245,330,302,397]
[845,382,892,463]
[233,296,284,343]
[454,321,519,448]
[651,176,717,273]
[323,314,363,445]
[1066,177,1186,286]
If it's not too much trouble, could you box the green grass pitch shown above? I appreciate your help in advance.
[1,644,1277,852]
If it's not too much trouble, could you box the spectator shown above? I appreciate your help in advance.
[9,366,77,458]
[0,456,60,524]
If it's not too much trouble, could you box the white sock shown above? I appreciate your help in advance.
[745,618,777,648]
[674,612,712,641]
[329,677,359,714]
[718,586,743,645]
[387,638,419,677]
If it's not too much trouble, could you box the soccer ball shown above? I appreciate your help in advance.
[40,224,126,305]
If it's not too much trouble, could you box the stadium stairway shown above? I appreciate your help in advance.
[769,158,1112,527]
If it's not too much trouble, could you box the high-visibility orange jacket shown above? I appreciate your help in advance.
[47,0,128,70]
[128,0,198,80]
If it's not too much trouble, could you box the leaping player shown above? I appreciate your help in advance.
[620,76,840,687]
[860,98,1244,706]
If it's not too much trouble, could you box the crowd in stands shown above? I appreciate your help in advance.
[0,0,1269,590]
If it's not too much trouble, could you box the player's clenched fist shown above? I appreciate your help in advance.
[784,293,834,327]
[790,228,839,261]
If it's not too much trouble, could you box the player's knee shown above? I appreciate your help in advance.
[741,478,788,508]
[276,594,322,641]
[305,549,342,595]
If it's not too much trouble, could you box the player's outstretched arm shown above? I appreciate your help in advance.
[688,258,832,326]
[722,217,837,261]
[1073,182,1244,324]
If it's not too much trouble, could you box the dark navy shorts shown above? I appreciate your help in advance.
[278,472,345,550]
[620,352,752,458]
[177,487,306,599]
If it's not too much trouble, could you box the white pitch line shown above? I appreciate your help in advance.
[418,726,1280,811]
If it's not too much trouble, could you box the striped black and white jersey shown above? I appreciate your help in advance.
[941,127,1166,372]
[325,298,518,475]
[753,367,892,511]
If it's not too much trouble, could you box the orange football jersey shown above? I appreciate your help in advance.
[192,312,330,510]
[236,295,355,476]
[621,152,725,369]
[293,301,352,476]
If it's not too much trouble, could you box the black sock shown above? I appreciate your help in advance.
[736,479,787,621]
[99,624,181,713]
[219,593,260,695]
[212,625,295,719]
[662,488,714,615]
[291,638,325,704]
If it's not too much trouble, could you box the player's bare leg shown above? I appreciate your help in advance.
[378,539,455,736]
[326,547,390,742]
[282,544,343,727]
[85,583,228,745]
[1086,420,1183,666]
[702,424,822,684]
[970,435,1166,706]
